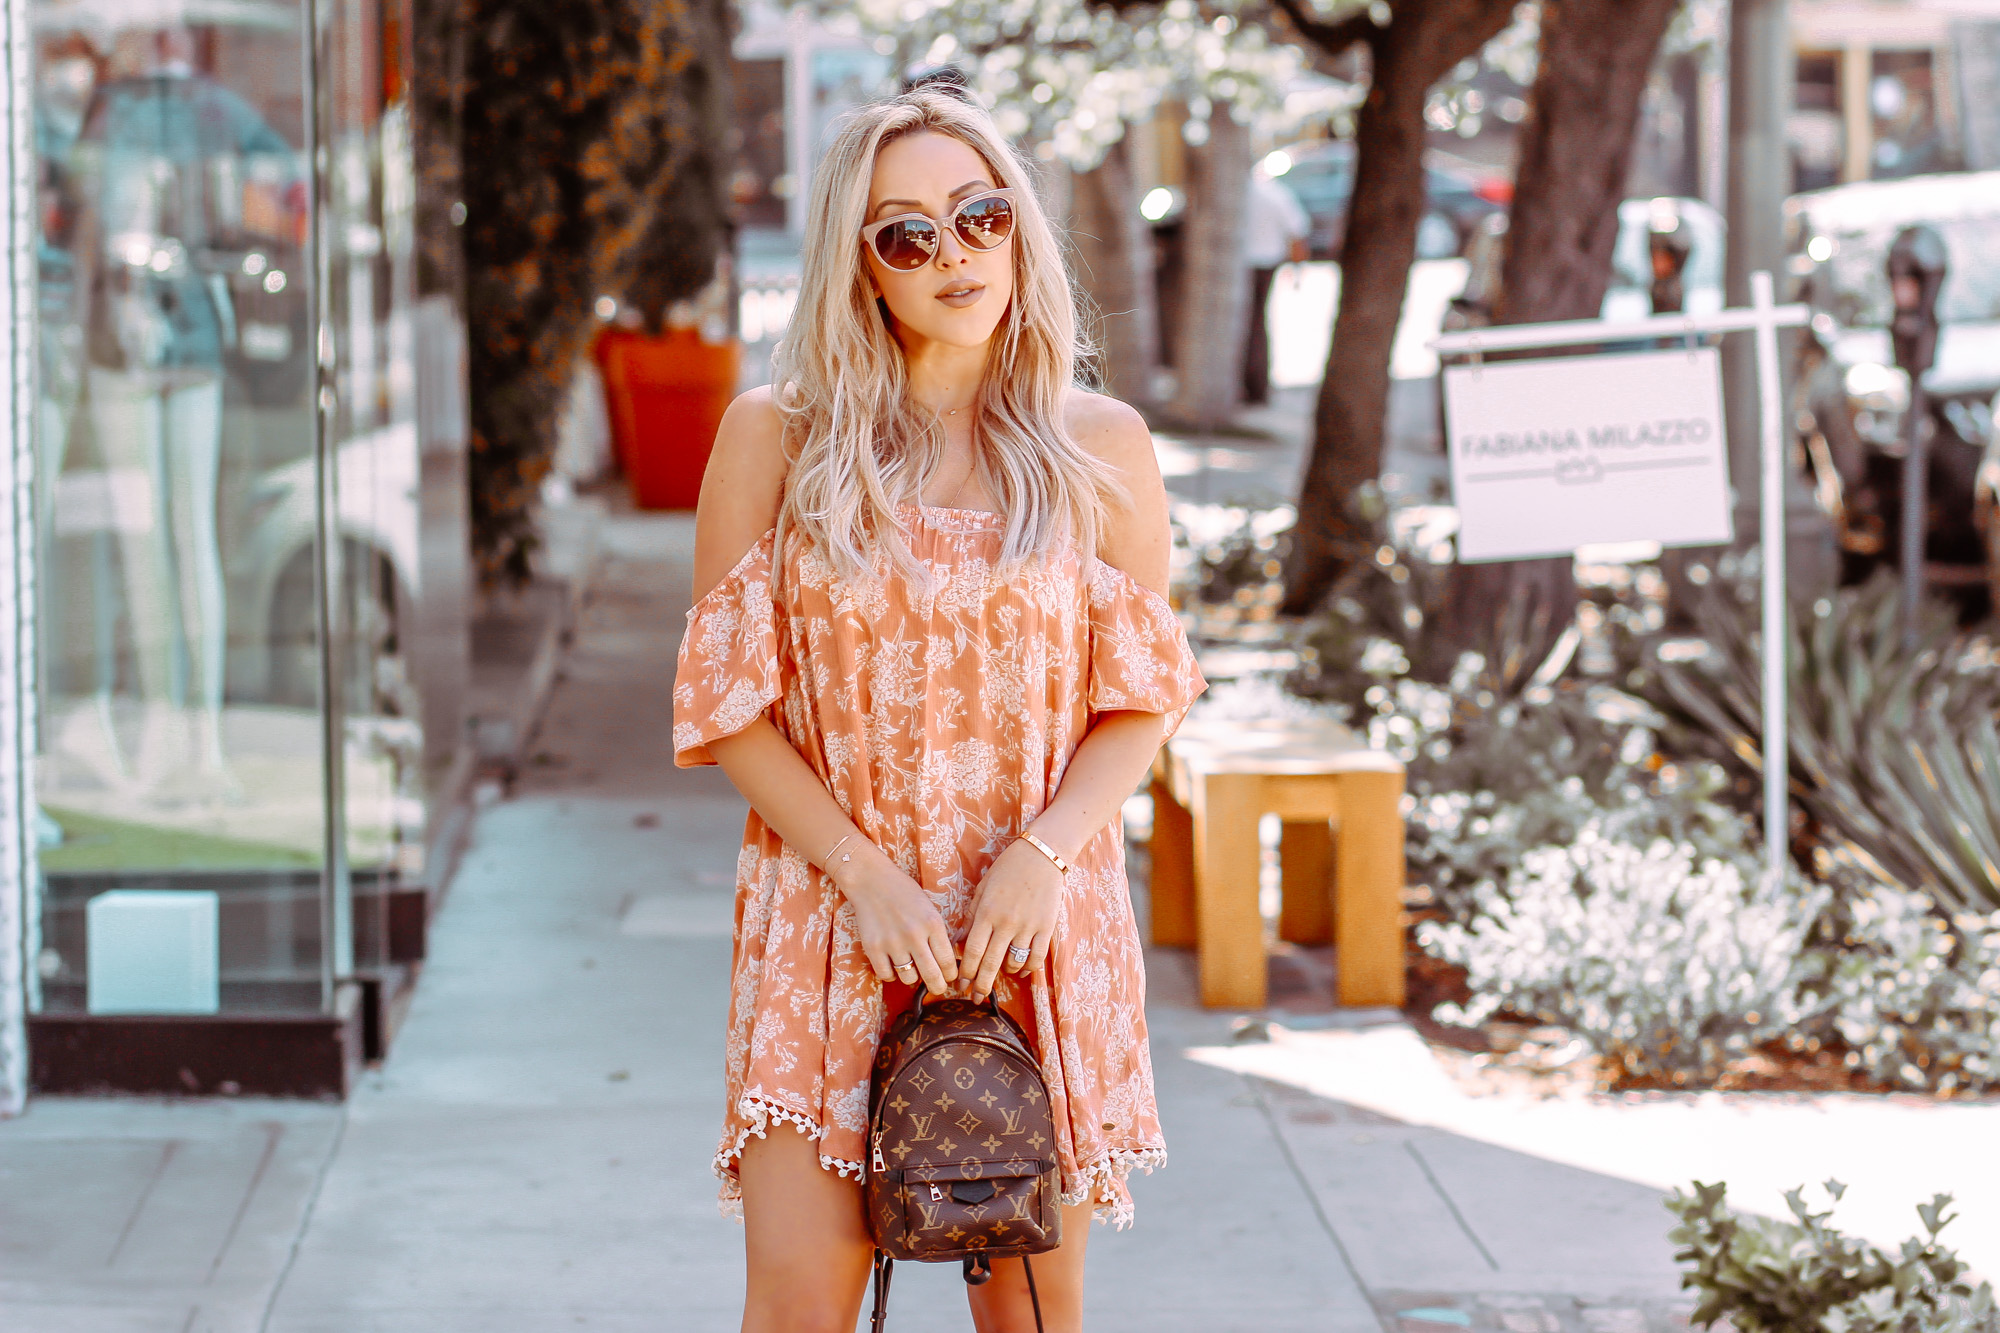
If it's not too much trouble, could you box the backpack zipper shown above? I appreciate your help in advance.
[871,1130,886,1174]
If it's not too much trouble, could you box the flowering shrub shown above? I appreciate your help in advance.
[1354,652,1737,919]
[1421,815,1829,1084]
[1818,891,2000,1093]
[1420,816,2000,1091]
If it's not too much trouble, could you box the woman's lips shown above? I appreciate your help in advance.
[936,281,985,308]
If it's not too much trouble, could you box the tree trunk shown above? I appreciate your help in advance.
[1170,106,1252,428]
[1431,0,1682,671]
[1282,0,1515,615]
[1495,0,1683,325]
[1070,134,1160,407]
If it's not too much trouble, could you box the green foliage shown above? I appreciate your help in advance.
[1423,811,1831,1083]
[1649,571,2000,914]
[458,0,728,581]
[1289,504,1579,711]
[1400,685,1731,920]
[1281,512,1716,916]
[1270,528,2000,1089]
[1667,1180,1999,1333]
[623,0,735,333]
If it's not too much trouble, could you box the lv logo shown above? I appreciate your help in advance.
[916,1198,943,1230]
[908,1113,938,1142]
[1008,1189,1033,1221]
[998,1107,1025,1136]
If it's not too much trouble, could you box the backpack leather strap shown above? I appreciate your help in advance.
[868,1248,1045,1333]
[1023,1253,1045,1333]
[868,1249,894,1333]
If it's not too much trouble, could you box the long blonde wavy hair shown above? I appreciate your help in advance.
[772,87,1121,583]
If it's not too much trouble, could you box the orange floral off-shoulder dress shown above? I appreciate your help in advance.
[672,504,1205,1226]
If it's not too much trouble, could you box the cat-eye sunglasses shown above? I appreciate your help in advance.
[859,188,1018,271]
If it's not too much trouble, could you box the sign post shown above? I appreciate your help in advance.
[1431,271,1810,885]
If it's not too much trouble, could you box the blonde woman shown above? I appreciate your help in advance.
[674,86,1204,1333]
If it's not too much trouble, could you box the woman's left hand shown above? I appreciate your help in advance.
[959,838,1065,1001]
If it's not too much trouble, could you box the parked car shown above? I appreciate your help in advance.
[1788,171,2000,612]
[227,422,418,711]
[1269,140,1509,261]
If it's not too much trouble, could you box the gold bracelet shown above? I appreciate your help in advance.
[1018,831,1070,876]
[824,832,856,871]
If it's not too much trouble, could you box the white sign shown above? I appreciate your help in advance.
[1442,346,1733,563]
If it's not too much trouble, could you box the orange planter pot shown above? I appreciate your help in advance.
[594,328,740,511]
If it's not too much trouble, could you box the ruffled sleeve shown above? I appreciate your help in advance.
[673,532,783,767]
[1084,562,1207,739]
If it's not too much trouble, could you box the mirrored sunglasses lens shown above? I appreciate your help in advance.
[874,219,938,269]
[955,197,1015,250]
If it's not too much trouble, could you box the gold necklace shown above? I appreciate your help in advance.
[935,414,979,508]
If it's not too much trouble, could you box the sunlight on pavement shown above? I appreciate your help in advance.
[1188,1024,2000,1279]
[1268,258,1471,388]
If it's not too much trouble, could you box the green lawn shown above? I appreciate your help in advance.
[40,807,319,873]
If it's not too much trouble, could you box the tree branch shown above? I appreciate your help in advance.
[1259,0,1379,59]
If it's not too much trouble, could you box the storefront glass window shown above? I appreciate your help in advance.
[30,0,425,1019]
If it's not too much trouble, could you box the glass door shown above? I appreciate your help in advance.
[312,0,425,988]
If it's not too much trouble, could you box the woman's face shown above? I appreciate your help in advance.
[862,131,1016,353]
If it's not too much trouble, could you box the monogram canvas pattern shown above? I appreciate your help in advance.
[673,504,1205,1225]
[866,997,1061,1261]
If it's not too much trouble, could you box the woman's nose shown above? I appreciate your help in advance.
[932,226,970,267]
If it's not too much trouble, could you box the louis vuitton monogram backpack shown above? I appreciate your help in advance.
[864,991,1061,1333]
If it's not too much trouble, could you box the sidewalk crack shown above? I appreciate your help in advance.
[1406,1139,1499,1271]
[208,1123,284,1283]
[1249,1077,1395,1333]
[107,1140,179,1267]
[256,1109,349,1333]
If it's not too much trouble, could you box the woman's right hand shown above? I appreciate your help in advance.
[836,847,960,996]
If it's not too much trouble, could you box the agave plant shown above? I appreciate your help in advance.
[1649,574,2000,914]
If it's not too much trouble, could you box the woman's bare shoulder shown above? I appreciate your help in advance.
[692,386,790,596]
[1063,389,1170,592]
[1063,388,1153,471]
[720,384,786,450]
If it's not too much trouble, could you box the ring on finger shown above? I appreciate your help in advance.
[1007,943,1031,967]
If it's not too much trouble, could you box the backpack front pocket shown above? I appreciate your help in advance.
[897,1160,1054,1254]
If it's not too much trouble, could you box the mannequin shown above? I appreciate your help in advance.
[68,26,291,800]
[35,40,128,794]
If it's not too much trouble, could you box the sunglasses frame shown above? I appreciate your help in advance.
[859,187,1019,271]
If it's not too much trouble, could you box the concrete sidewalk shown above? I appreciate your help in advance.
[3,508,1697,1333]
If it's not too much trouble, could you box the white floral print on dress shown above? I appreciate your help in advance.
[673,505,1205,1226]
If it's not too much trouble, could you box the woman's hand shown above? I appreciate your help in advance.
[837,847,960,997]
[959,839,1064,1001]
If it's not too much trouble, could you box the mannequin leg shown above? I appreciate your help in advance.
[86,367,183,792]
[162,376,231,776]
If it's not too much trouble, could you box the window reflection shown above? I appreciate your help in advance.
[29,0,426,1017]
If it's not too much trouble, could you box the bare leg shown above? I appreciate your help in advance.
[967,1197,1094,1333]
[738,1124,874,1333]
